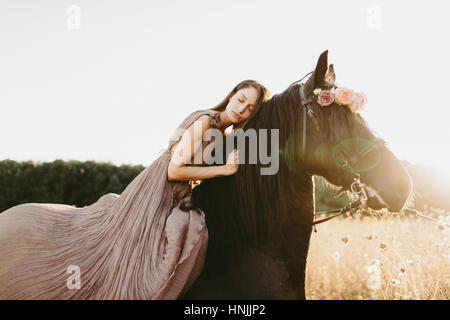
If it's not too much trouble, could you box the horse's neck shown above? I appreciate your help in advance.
[276,173,315,282]
[283,173,315,224]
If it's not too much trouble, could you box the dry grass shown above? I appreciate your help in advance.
[305,209,450,300]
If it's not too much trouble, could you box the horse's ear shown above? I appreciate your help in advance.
[313,50,329,87]
[303,50,329,95]
[325,64,336,85]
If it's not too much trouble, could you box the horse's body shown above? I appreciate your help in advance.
[187,174,314,299]
[183,51,413,299]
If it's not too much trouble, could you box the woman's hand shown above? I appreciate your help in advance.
[224,149,239,176]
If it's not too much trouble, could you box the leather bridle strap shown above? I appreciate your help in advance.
[338,138,386,174]
[299,85,313,159]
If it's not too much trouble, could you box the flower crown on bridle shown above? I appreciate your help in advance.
[312,86,367,113]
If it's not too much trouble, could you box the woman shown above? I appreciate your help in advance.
[0,79,270,299]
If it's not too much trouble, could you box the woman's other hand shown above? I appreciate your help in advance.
[225,149,239,176]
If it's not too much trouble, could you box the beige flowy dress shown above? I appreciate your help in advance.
[0,109,222,299]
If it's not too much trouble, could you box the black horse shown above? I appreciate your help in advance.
[184,51,413,299]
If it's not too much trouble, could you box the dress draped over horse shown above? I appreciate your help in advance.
[0,109,221,299]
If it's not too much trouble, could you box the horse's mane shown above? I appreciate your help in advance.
[194,84,305,256]
[193,83,376,260]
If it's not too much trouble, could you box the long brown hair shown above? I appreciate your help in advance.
[210,80,270,130]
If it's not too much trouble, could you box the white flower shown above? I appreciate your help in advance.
[365,265,378,275]
[313,88,322,95]
[365,264,382,290]
[391,279,400,286]
[372,259,382,266]
[364,234,373,240]
[366,276,381,290]
[332,251,341,262]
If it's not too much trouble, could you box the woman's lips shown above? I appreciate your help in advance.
[232,111,241,121]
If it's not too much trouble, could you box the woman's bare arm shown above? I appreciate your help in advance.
[167,115,238,181]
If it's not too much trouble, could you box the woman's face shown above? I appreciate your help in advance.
[225,86,259,124]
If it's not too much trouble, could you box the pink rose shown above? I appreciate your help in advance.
[317,90,334,107]
[334,87,355,106]
[350,92,367,113]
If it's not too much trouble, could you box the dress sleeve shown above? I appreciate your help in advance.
[168,110,221,152]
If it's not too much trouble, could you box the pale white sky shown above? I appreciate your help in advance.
[1,0,449,179]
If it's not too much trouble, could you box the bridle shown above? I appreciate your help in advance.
[297,84,449,230]
[298,84,386,229]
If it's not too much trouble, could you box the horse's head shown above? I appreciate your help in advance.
[288,50,413,212]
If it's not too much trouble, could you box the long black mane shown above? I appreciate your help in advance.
[192,83,308,264]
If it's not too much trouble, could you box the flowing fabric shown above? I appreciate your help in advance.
[0,109,222,299]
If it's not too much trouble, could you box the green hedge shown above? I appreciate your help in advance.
[0,159,144,213]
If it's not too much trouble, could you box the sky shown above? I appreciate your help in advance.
[1,0,450,179]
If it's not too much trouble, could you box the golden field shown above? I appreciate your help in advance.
[305,208,449,300]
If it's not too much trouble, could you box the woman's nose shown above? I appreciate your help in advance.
[238,104,246,113]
